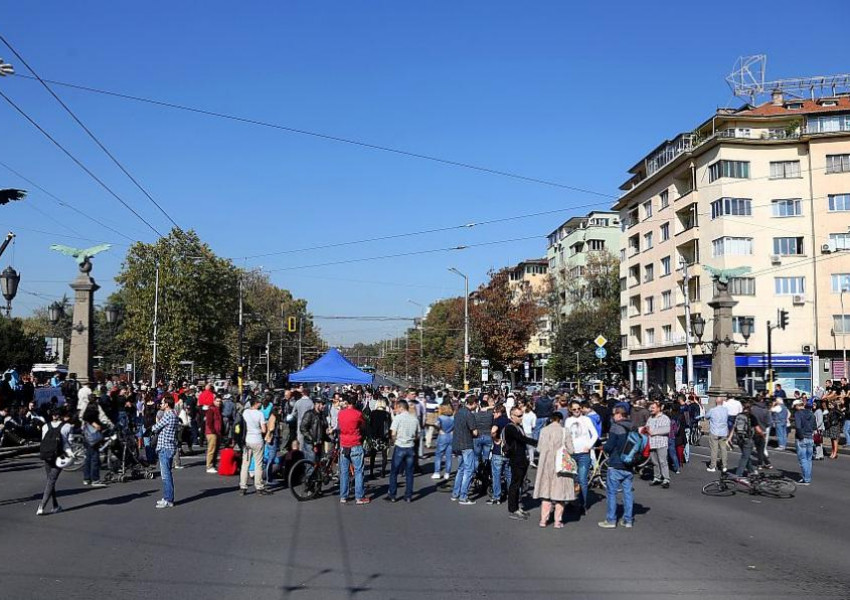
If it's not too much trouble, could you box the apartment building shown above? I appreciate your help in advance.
[546,211,621,320]
[615,92,850,395]
[507,258,551,381]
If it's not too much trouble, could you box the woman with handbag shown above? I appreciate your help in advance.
[814,400,826,460]
[533,412,576,529]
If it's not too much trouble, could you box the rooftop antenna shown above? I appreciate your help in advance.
[726,54,850,103]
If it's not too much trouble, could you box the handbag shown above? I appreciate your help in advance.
[813,431,823,445]
[83,423,104,447]
[555,429,578,477]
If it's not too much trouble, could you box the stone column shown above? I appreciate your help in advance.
[707,280,743,400]
[67,268,99,385]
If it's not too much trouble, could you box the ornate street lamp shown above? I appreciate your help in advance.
[105,304,120,325]
[48,301,64,324]
[692,314,705,340]
[0,265,20,316]
[692,313,752,350]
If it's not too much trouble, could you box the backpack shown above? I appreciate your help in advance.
[620,429,648,466]
[734,413,753,442]
[39,423,63,463]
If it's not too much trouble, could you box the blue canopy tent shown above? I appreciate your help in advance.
[288,348,374,385]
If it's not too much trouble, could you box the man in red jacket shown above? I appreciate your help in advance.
[337,396,368,505]
[198,384,215,408]
[205,396,223,473]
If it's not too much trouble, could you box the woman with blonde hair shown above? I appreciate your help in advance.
[533,412,576,528]
[432,403,455,480]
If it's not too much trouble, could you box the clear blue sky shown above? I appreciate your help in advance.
[2,1,848,344]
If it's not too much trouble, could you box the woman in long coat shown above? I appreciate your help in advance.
[533,412,576,528]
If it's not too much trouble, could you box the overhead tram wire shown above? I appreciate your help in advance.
[0,159,139,243]
[0,90,163,238]
[11,74,616,201]
[0,35,181,231]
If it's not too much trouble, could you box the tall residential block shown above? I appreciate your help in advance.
[507,258,551,382]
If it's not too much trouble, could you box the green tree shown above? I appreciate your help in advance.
[0,317,48,370]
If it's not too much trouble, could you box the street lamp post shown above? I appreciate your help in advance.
[0,265,20,316]
[408,299,425,388]
[841,287,849,370]
[151,262,160,388]
[449,268,469,392]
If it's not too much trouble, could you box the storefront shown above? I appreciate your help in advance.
[693,354,812,396]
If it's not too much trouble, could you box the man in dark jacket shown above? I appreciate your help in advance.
[451,396,479,505]
[300,398,329,467]
[504,405,537,520]
[749,396,773,469]
[599,407,635,528]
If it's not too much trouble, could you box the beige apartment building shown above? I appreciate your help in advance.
[546,211,621,321]
[507,258,551,382]
[615,93,850,395]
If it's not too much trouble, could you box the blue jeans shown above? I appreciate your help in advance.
[605,467,634,524]
[667,444,680,472]
[473,435,493,465]
[434,434,453,475]
[736,439,754,476]
[842,420,850,447]
[83,443,100,482]
[776,423,788,450]
[339,445,365,500]
[533,417,547,441]
[159,448,175,502]
[796,438,813,483]
[451,448,475,500]
[490,453,511,500]
[388,446,415,500]
[574,452,591,508]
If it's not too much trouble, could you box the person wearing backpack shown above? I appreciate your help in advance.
[729,401,761,477]
[37,406,74,516]
[599,406,635,529]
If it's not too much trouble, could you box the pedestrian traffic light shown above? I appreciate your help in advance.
[287,316,297,332]
[778,309,789,330]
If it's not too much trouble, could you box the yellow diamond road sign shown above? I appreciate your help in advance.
[594,335,607,347]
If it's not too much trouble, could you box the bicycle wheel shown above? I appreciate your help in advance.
[689,427,703,446]
[702,480,735,497]
[288,459,322,501]
[754,478,796,499]
[63,435,86,472]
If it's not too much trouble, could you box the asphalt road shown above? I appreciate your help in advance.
[1,442,849,600]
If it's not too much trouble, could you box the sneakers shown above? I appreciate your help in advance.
[36,506,44,516]
[706,467,717,473]
[430,473,441,480]
[239,488,247,496]
[384,496,398,503]
[650,479,662,486]
[486,498,501,505]
[257,489,273,496]
[797,479,811,486]
[155,500,174,509]
[82,480,91,486]
[508,510,528,520]
[458,499,476,506]
[618,519,633,528]
[52,506,63,514]
[355,498,371,505]
[661,480,670,489]
[450,496,459,502]
[90,481,108,488]
[340,498,348,504]
[206,468,217,474]
[442,473,450,480]
[597,521,617,529]
[174,465,185,470]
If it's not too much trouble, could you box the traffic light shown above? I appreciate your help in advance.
[287,316,297,332]
[778,309,789,330]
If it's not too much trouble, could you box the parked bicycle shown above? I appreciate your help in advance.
[288,444,354,501]
[702,469,796,499]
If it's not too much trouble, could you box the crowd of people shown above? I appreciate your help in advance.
[14,372,850,526]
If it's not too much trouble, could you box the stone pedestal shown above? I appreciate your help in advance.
[707,281,743,400]
[67,271,99,385]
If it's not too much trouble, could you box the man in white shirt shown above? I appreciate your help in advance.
[724,396,743,431]
[564,400,599,513]
[239,397,271,496]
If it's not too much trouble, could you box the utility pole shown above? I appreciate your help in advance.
[266,330,271,384]
[680,258,694,391]
[151,262,160,388]
[279,303,284,372]
[238,276,244,395]
[449,268,469,392]
[297,315,303,370]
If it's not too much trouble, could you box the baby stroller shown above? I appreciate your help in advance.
[101,428,156,483]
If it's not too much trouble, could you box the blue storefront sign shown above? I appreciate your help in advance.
[693,355,811,369]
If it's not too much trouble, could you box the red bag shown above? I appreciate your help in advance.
[813,431,823,445]
[218,447,240,476]
[641,438,651,459]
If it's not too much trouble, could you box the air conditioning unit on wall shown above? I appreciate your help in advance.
[770,255,781,265]
[792,294,806,305]
[802,344,814,354]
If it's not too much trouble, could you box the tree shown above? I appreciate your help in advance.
[548,251,622,381]
[470,268,544,374]
[0,317,48,370]
[116,228,239,378]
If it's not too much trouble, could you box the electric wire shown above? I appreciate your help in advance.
[0,89,163,237]
[0,35,181,231]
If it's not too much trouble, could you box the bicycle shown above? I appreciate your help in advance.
[288,444,354,502]
[588,449,609,491]
[688,417,704,446]
[702,469,796,499]
[63,431,87,472]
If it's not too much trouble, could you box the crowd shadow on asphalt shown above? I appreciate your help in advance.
[0,485,90,507]
[0,461,41,474]
[62,488,158,512]
[179,486,239,505]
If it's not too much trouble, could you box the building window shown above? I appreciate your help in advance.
[732,316,755,335]
[661,290,672,310]
[834,315,850,334]
[589,217,610,226]
[621,334,628,349]
[829,232,850,250]
[710,197,752,219]
[620,305,627,320]
[662,325,672,342]
[828,194,850,212]
[643,232,653,250]
[772,198,802,217]
[619,277,627,292]
[729,277,756,296]
[642,200,653,219]
[769,160,801,179]
[620,248,626,262]
[773,237,805,256]
[831,274,850,293]
[660,222,670,241]
[774,277,805,295]
[629,235,640,254]
[587,239,605,251]
[661,256,671,276]
[629,326,640,345]
[807,114,850,133]
[645,296,654,314]
[644,328,655,345]
[708,160,750,182]
[826,154,850,174]
[712,236,753,257]
[644,264,654,283]
[660,190,669,209]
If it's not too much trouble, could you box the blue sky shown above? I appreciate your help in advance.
[2,1,848,344]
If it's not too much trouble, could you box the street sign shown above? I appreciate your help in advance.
[636,361,644,371]
[595,347,607,359]
[594,335,607,348]
[464,354,470,363]
[481,359,490,367]
[481,368,489,382]
[125,364,133,373]
[675,357,684,368]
